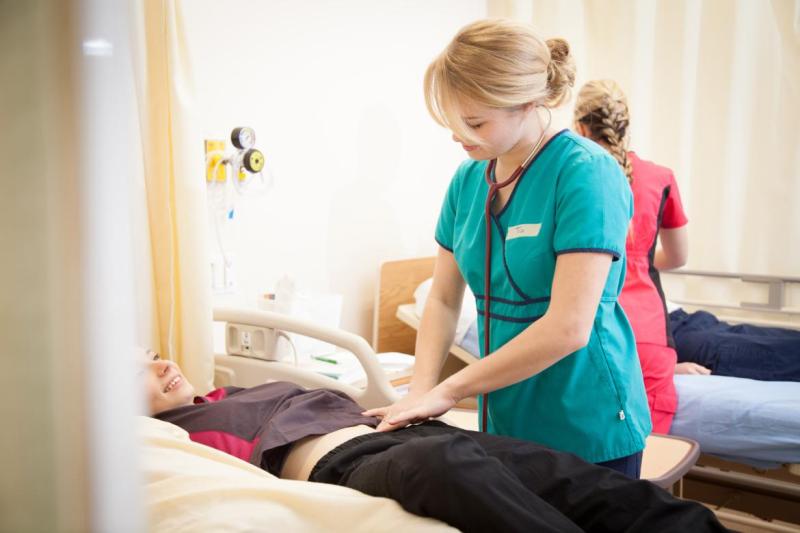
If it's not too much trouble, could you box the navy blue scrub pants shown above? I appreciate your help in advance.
[670,309,800,381]
[597,450,642,478]
[310,421,727,533]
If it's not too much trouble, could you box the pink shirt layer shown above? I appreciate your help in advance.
[618,152,688,347]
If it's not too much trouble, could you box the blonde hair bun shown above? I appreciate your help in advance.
[424,19,576,145]
[545,38,575,107]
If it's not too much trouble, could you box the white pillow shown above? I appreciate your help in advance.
[665,299,682,313]
[413,278,477,344]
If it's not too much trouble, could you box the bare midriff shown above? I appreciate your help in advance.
[280,425,376,481]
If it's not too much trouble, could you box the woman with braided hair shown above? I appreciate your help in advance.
[574,80,701,434]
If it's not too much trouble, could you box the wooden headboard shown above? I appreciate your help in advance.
[372,255,474,407]
[372,256,435,353]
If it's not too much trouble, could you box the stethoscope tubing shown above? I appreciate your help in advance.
[479,111,551,432]
[481,161,525,431]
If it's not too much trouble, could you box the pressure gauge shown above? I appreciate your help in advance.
[242,148,265,173]
[231,127,256,150]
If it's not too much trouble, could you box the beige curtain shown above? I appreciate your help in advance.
[489,0,800,277]
[1,2,90,530]
[130,0,214,392]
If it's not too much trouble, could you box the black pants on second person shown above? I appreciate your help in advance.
[309,421,727,533]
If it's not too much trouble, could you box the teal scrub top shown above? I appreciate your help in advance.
[435,130,651,463]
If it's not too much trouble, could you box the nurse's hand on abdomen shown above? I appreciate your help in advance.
[363,387,456,432]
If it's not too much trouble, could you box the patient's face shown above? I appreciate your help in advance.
[142,350,196,414]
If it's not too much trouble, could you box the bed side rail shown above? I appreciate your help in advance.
[661,270,800,328]
[212,307,399,409]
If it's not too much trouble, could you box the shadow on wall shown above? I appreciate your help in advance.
[327,105,410,336]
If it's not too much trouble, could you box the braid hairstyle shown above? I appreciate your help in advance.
[573,80,633,185]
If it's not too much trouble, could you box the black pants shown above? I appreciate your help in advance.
[310,421,727,533]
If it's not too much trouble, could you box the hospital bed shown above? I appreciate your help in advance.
[142,306,462,532]
[661,269,800,531]
[143,300,717,531]
[374,257,800,532]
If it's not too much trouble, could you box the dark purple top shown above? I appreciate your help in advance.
[155,381,378,475]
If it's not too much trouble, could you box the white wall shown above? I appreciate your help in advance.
[182,1,487,339]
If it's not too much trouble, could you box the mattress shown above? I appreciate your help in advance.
[670,374,800,468]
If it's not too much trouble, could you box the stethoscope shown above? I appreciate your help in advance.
[479,108,552,432]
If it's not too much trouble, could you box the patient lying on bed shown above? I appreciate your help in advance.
[143,351,727,533]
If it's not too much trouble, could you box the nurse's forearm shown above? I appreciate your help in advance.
[438,314,582,401]
[409,295,461,394]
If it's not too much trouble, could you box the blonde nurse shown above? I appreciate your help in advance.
[365,19,651,478]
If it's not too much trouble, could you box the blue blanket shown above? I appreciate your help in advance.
[670,375,800,467]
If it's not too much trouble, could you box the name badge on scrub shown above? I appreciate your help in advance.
[507,223,541,240]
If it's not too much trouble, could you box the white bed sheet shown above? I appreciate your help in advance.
[139,416,455,532]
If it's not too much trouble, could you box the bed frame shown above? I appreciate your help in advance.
[374,257,800,532]
[213,307,399,410]
[660,270,800,530]
[661,269,800,330]
[372,256,474,387]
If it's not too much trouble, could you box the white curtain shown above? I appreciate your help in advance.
[489,0,800,278]
[130,0,215,392]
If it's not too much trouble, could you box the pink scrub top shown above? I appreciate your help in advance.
[618,152,688,433]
